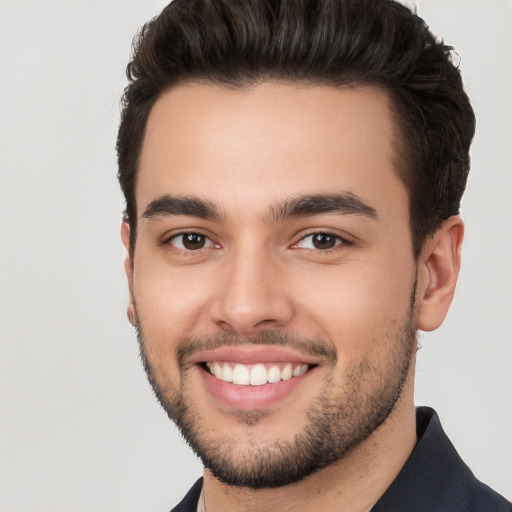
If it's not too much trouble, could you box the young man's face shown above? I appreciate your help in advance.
[123,83,420,487]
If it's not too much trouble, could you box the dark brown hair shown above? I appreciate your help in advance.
[117,0,475,257]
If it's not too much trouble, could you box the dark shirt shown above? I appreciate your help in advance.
[171,407,511,511]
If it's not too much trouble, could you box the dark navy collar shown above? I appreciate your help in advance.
[372,406,510,511]
[171,477,202,512]
[171,407,511,512]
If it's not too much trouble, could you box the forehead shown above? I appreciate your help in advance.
[137,82,407,220]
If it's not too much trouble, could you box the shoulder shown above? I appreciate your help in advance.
[466,480,512,512]
[372,407,511,512]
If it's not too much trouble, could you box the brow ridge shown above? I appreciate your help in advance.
[267,193,378,224]
[142,194,223,221]
[142,192,378,224]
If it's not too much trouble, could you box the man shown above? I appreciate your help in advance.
[116,0,511,510]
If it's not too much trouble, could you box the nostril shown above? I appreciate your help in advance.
[208,275,296,333]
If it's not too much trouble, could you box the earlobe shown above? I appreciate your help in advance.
[121,222,137,326]
[416,216,464,332]
[127,302,137,326]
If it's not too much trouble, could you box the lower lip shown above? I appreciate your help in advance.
[198,365,314,410]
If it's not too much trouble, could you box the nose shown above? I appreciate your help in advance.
[209,246,295,334]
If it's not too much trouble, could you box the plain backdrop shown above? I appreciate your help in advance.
[0,0,511,510]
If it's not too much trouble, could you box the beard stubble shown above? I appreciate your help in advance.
[134,283,417,489]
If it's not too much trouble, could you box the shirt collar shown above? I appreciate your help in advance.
[372,406,475,511]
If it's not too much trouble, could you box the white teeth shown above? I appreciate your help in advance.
[281,364,293,381]
[293,364,308,377]
[250,364,267,386]
[232,364,250,385]
[267,366,281,383]
[221,363,233,383]
[207,362,310,386]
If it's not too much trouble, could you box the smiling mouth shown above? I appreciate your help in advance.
[203,361,313,386]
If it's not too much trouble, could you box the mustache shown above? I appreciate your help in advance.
[176,330,337,366]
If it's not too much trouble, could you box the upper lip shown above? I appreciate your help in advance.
[189,346,320,365]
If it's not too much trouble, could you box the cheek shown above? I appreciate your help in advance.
[296,258,415,359]
[132,258,214,354]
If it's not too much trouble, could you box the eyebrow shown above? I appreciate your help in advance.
[142,195,223,221]
[267,193,378,224]
[141,192,378,224]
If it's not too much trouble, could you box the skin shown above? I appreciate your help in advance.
[122,82,463,511]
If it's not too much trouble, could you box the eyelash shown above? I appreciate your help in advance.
[162,230,352,253]
[162,231,217,252]
[293,230,352,251]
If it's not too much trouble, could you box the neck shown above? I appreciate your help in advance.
[201,363,417,512]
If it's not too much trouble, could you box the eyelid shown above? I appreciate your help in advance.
[161,229,219,251]
[292,230,353,250]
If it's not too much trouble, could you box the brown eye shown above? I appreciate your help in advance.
[170,233,213,250]
[183,233,206,249]
[296,232,343,250]
[312,233,337,249]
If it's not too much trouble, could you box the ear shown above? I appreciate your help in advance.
[121,221,137,326]
[416,216,464,332]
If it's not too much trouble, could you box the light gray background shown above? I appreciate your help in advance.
[0,0,510,510]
